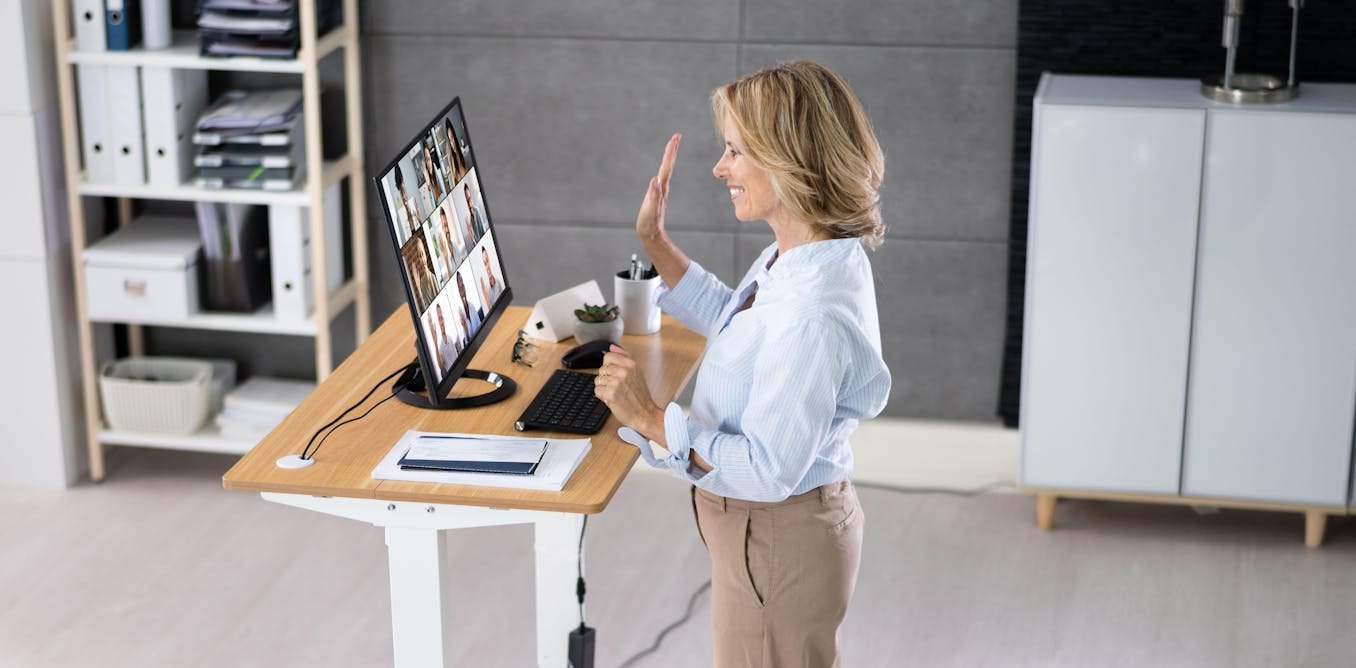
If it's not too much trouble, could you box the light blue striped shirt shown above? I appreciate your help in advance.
[636,237,891,502]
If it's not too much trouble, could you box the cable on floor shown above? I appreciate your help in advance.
[616,578,712,668]
[855,479,1015,497]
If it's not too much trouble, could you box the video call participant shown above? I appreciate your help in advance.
[456,271,483,334]
[425,311,447,373]
[479,245,502,303]
[463,183,487,239]
[403,235,438,311]
[416,155,438,221]
[393,165,421,236]
[422,135,448,201]
[442,116,469,184]
[433,302,458,369]
[457,187,478,246]
[591,61,891,667]
[438,202,467,268]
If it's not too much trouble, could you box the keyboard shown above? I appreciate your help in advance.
[514,369,611,435]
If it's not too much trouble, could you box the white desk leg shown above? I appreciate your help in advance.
[386,526,453,667]
[534,513,584,668]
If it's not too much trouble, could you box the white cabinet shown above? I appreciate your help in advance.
[1183,109,1356,506]
[1022,74,1356,518]
[0,259,82,487]
[1021,101,1203,495]
[0,0,84,488]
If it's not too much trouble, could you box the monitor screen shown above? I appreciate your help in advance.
[373,98,511,401]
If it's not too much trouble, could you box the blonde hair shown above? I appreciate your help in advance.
[711,60,886,248]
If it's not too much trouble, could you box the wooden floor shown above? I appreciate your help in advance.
[2,447,1355,667]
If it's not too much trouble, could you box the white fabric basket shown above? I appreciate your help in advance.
[99,357,214,434]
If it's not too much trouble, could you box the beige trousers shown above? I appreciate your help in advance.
[692,480,864,668]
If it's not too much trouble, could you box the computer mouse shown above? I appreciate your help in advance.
[561,339,615,369]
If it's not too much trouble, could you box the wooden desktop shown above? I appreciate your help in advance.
[223,305,705,666]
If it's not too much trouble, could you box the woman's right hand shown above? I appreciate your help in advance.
[636,133,681,244]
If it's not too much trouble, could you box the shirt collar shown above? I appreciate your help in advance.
[757,237,861,282]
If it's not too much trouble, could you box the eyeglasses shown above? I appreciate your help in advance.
[512,331,538,367]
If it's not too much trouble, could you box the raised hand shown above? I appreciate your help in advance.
[636,133,681,244]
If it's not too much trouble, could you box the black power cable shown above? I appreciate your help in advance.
[298,363,414,461]
[616,579,712,668]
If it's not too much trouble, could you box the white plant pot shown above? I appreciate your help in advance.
[574,318,623,343]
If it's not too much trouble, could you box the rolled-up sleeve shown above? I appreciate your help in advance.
[672,319,847,501]
[655,260,732,337]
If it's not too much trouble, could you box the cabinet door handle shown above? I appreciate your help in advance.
[123,279,146,296]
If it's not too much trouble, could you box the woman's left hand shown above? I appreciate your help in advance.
[594,345,666,444]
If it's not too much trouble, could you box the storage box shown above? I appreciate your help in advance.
[99,357,213,434]
[82,215,202,322]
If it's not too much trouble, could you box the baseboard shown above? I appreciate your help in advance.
[629,417,1020,492]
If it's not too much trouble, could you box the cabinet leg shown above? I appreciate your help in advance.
[1304,511,1327,548]
[1036,494,1058,530]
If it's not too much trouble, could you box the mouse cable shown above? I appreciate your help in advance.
[616,578,712,668]
[299,363,414,461]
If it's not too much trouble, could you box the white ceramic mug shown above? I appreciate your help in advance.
[614,271,661,335]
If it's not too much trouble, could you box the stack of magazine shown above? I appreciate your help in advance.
[194,89,303,190]
[197,0,342,60]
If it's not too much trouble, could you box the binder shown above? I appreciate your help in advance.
[268,183,342,321]
[397,435,547,475]
[74,0,108,51]
[106,65,146,185]
[76,64,114,183]
[141,67,208,187]
[105,0,141,51]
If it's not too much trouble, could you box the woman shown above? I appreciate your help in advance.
[443,117,469,183]
[593,61,891,666]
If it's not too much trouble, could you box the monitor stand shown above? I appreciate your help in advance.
[394,360,517,410]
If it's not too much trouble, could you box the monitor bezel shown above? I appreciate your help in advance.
[371,96,514,403]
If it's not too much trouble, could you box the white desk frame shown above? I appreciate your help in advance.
[262,492,583,667]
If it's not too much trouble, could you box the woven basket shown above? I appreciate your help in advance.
[99,357,213,434]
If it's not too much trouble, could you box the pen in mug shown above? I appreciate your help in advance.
[629,253,640,280]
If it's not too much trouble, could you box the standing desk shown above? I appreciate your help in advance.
[222,305,705,667]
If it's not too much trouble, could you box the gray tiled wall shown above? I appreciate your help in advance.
[357,0,1017,421]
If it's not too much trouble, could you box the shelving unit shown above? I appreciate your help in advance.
[51,0,371,480]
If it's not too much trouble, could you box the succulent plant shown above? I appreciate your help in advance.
[574,303,620,323]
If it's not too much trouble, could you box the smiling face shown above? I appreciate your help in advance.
[481,247,494,285]
[712,115,781,224]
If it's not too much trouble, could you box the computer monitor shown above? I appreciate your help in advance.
[373,97,515,409]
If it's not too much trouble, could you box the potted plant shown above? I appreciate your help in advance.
[574,303,623,343]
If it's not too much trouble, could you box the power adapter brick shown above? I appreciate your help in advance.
[568,624,595,668]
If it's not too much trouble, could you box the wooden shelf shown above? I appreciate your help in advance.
[77,158,350,205]
[87,278,362,336]
[64,27,347,72]
[56,0,372,478]
[99,423,259,455]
